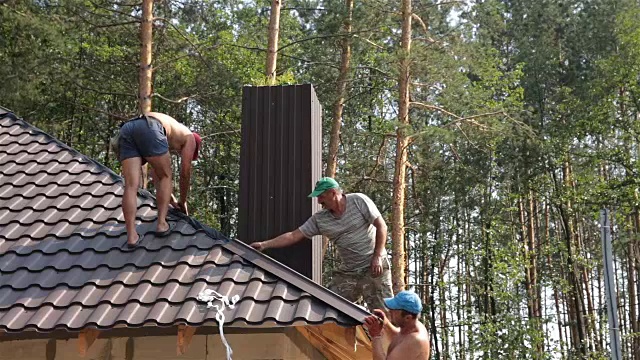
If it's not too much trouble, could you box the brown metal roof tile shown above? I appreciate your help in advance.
[0,111,369,336]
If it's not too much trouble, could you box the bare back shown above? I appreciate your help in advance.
[145,112,193,153]
[387,321,430,360]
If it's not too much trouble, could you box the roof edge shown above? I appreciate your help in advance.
[223,240,371,324]
[0,105,12,115]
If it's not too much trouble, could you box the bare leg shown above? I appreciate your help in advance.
[121,157,142,245]
[146,152,172,233]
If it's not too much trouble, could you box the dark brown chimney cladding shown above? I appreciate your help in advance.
[238,84,323,283]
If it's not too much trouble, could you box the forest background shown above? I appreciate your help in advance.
[2,0,640,358]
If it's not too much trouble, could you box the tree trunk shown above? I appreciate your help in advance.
[429,259,440,359]
[138,0,153,189]
[325,0,353,179]
[518,197,533,318]
[632,208,640,360]
[323,0,354,259]
[139,0,153,114]
[439,266,449,360]
[528,194,541,320]
[391,0,411,293]
[577,224,596,353]
[265,0,282,85]
[558,160,587,356]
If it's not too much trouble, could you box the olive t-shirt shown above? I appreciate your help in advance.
[299,193,386,273]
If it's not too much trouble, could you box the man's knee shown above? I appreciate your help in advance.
[147,153,171,179]
[151,164,171,179]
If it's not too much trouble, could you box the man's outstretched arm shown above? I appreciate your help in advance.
[251,229,307,251]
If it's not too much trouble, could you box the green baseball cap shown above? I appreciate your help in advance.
[308,177,340,197]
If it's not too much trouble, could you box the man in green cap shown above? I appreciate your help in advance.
[251,177,393,310]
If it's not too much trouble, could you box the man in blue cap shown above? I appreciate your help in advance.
[364,290,431,359]
[250,177,393,310]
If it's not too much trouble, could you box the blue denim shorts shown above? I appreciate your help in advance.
[118,117,169,163]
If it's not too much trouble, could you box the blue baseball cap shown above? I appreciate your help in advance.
[384,291,422,315]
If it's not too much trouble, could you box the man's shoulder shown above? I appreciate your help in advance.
[311,208,331,218]
[347,193,380,214]
[346,192,371,202]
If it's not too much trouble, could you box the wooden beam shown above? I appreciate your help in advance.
[345,326,356,352]
[296,326,354,360]
[355,326,373,352]
[78,328,100,357]
[46,339,56,360]
[176,324,197,355]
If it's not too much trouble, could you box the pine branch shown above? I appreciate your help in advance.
[278,28,384,52]
[86,0,140,19]
[410,101,464,120]
[89,20,139,29]
[206,130,240,137]
[421,1,466,8]
[353,34,385,50]
[102,0,142,7]
[154,17,200,51]
[411,13,428,34]
[152,93,194,104]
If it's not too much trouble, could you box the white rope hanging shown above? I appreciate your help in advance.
[197,289,240,360]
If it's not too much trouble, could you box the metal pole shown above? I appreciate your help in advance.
[600,209,622,360]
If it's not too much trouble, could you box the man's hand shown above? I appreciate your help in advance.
[177,200,188,215]
[251,241,266,251]
[170,195,179,209]
[364,309,386,337]
[371,254,383,277]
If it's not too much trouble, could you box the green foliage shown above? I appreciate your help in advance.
[3,0,640,358]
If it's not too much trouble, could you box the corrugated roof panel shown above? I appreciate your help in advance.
[0,110,368,336]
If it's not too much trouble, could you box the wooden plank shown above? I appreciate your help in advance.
[296,326,355,360]
[0,339,48,360]
[296,324,376,360]
[176,324,197,355]
[46,339,56,360]
[345,326,356,352]
[57,339,113,360]
[206,332,293,359]
[77,328,100,357]
[355,326,373,352]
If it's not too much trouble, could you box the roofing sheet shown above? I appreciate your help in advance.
[0,111,369,335]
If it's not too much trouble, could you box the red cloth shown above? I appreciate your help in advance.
[192,132,202,160]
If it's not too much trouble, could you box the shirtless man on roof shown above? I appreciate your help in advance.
[364,290,431,360]
[113,112,202,247]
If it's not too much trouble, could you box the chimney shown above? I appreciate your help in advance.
[238,84,322,283]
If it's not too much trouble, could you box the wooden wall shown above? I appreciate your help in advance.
[0,329,326,360]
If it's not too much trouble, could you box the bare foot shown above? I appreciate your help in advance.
[127,232,140,246]
[156,221,169,234]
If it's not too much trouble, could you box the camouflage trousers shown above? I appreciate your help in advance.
[328,258,393,311]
